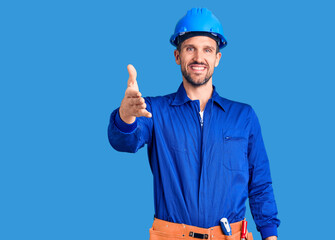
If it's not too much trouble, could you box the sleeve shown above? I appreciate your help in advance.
[107,97,153,153]
[247,107,280,240]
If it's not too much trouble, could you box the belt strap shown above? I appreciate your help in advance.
[150,218,253,240]
[189,231,208,239]
[152,218,243,236]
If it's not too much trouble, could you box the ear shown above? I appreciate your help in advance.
[214,52,222,67]
[174,49,181,65]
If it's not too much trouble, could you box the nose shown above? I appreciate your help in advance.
[193,50,204,63]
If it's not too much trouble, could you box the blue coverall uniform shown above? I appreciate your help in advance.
[108,83,280,239]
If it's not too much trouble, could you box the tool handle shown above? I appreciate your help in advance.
[241,219,247,238]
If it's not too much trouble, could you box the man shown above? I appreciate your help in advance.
[108,8,280,240]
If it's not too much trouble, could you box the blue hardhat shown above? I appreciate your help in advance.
[170,8,227,49]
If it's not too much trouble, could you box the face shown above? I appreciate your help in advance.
[174,36,222,87]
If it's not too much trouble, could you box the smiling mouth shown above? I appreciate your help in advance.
[189,64,207,73]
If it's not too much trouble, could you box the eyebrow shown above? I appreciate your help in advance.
[182,44,216,50]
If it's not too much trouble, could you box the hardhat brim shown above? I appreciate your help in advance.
[170,31,227,49]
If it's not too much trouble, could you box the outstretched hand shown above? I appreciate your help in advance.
[119,64,152,124]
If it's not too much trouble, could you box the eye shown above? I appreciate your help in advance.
[186,47,194,52]
[205,49,212,53]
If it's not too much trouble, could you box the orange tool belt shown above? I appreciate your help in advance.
[150,218,253,240]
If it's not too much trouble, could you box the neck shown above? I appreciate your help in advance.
[183,78,213,111]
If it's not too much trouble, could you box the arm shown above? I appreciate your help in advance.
[108,100,153,153]
[247,107,280,240]
[107,64,153,153]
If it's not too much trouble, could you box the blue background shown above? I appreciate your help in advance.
[1,0,334,239]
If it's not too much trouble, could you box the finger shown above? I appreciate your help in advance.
[128,97,145,106]
[136,109,152,118]
[141,109,152,118]
[127,64,137,83]
[134,102,146,110]
[127,102,146,115]
[127,64,138,89]
[125,88,141,98]
[126,101,146,113]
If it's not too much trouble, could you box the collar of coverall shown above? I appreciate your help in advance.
[170,82,226,112]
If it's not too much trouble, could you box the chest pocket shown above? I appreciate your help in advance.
[222,128,248,171]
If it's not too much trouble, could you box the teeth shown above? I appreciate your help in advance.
[191,67,205,70]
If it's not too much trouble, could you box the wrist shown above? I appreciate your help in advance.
[115,109,137,133]
[119,108,136,124]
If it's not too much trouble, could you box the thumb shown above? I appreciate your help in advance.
[127,64,138,88]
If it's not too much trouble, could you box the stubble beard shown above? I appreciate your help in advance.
[181,62,213,87]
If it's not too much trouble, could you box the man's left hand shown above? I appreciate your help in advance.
[264,236,277,240]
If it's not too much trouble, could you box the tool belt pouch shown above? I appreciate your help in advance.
[219,231,253,240]
[150,228,253,240]
[149,218,253,240]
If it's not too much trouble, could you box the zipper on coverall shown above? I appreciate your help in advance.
[196,101,206,227]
